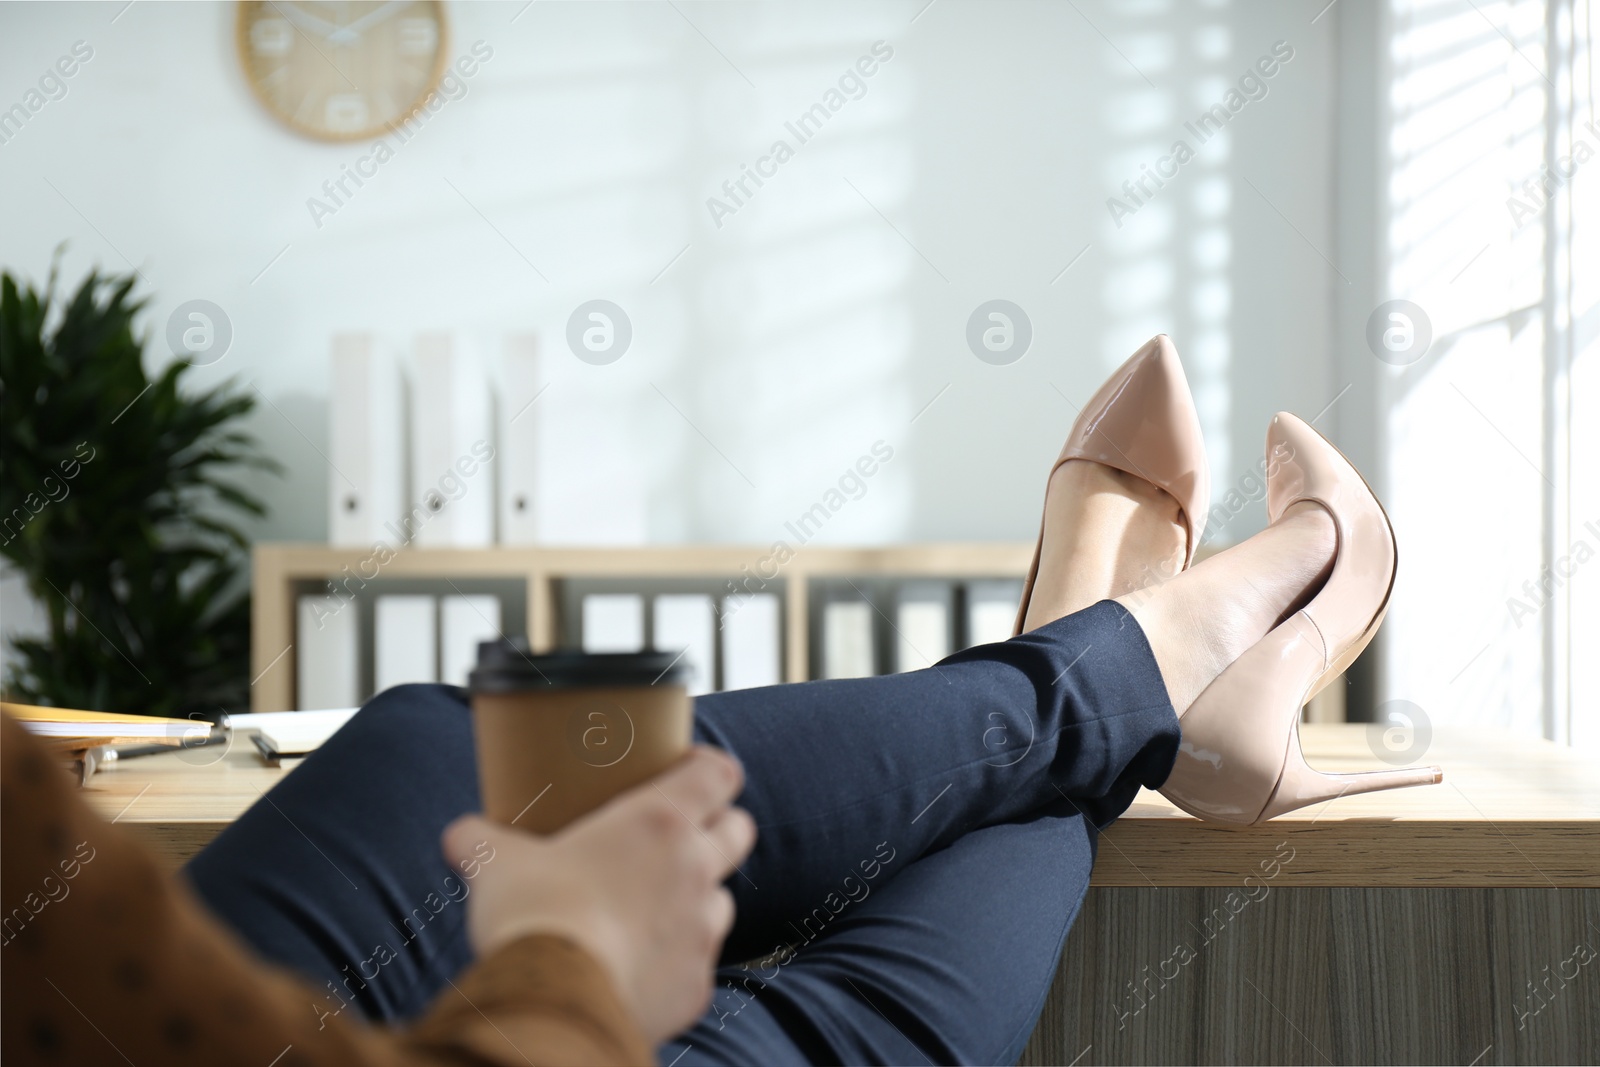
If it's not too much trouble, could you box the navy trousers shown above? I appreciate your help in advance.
[185,600,1180,1065]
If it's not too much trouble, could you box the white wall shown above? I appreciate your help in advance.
[0,0,1340,557]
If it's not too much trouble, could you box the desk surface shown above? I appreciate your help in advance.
[82,724,1599,886]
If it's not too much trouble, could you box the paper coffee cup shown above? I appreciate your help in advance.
[468,641,692,833]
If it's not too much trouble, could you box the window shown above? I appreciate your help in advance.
[1374,0,1596,748]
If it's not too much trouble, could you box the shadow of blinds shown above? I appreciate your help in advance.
[1379,0,1594,745]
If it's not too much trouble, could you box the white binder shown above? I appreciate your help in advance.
[652,594,716,695]
[895,582,952,672]
[499,334,540,545]
[296,595,361,710]
[410,333,494,547]
[720,593,781,691]
[440,594,502,686]
[965,580,1025,648]
[328,334,405,547]
[374,594,438,692]
[823,599,876,679]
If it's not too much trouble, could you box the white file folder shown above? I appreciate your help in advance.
[441,594,502,687]
[823,599,876,679]
[374,595,437,692]
[297,595,360,710]
[652,594,716,695]
[410,333,494,547]
[720,593,781,691]
[895,582,952,672]
[499,334,540,545]
[965,580,1025,648]
[328,334,405,547]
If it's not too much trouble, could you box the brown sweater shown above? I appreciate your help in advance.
[0,714,654,1066]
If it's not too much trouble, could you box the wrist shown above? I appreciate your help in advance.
[483,908,633,1004]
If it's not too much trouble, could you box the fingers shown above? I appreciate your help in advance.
[706,886,736,945]
[699,806,757,880]
[441,814,522,869]
[652,745,745,825]
[441,814,490,867]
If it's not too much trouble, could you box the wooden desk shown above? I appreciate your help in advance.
[82,737,290,871]
[1094,724,1600,887]
[1018,726,1600,1066]
[83,725,1599,1064]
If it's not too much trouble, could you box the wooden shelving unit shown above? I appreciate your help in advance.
[250,542,1036,712]
[251,542,1348,722]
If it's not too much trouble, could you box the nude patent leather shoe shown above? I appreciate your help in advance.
[1013,334,1210,634]
[1159,412,1443,825]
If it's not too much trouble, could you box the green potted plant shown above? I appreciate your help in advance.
[0,263,278,718]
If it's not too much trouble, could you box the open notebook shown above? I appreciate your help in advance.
[229,708,359,766]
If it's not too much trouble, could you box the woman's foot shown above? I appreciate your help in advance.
[1014,335,1210,633]
[1154,412,1438,824]
[1019,460,1186,631]
[1116,501,1337,715]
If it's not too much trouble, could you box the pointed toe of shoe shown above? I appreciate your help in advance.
[1062,334,1210,562]
[1014,334,1211,635]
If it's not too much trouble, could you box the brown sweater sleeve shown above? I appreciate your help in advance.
[1,714,654,1066]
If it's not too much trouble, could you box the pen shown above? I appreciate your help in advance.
[92,728,228,765]
[76,728,229,786]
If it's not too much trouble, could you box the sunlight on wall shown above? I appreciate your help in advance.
[1099,0,1236,506]
[1382,0,1547,736]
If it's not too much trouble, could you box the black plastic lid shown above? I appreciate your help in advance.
[468,639,691,692]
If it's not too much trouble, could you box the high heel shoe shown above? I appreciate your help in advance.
[1013,334,1210,634]
[1159,412,1443,825]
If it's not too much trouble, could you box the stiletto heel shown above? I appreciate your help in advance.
[1159,412,1443,825]
[1013,335,1209,634]
[1260,726,1444,821]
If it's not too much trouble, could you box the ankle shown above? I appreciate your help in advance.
[1114,503,1338,714]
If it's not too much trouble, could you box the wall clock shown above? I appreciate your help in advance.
[236,1,449,142]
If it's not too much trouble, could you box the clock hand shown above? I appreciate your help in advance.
[327,0,412,45]
[267,0,364,92]
[267,0,339,38]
